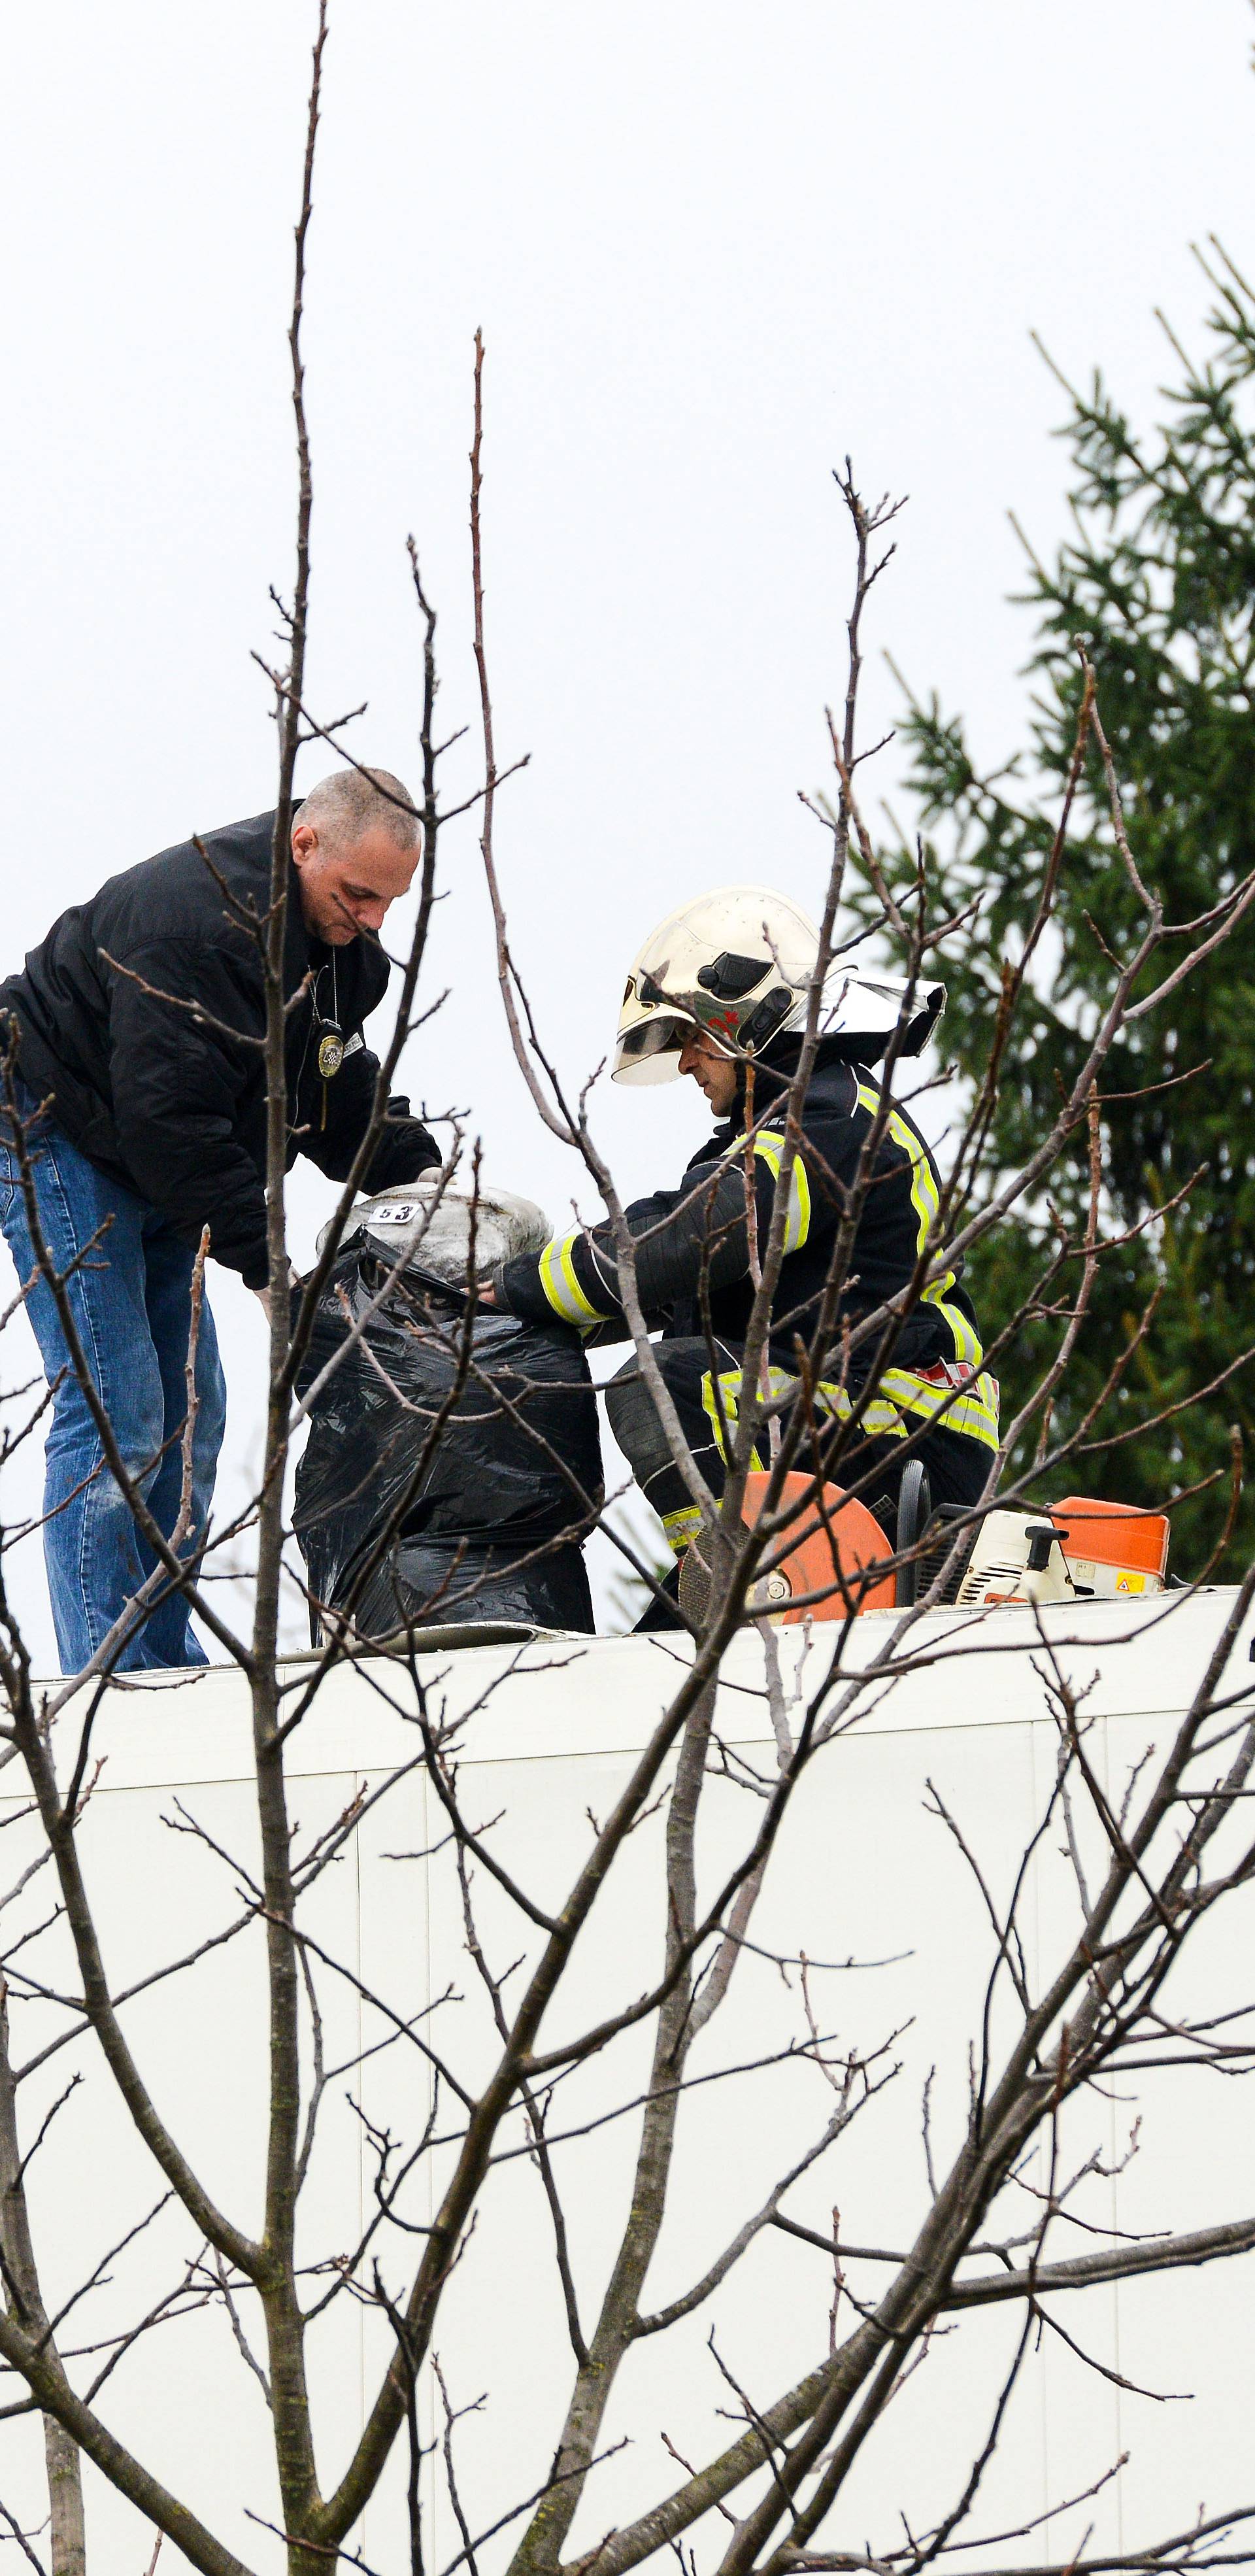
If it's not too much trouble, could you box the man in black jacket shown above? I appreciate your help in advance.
[489,886,998,1620]
[0,768,440,1672]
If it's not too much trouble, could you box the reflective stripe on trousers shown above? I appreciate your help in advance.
[700,1359,1001,1465]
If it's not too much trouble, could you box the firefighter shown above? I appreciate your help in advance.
[488,887,998,1621]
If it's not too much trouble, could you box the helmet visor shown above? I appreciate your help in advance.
[612,1013,692,1085]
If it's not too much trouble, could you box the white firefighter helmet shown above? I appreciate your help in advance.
[612,885,945,1085]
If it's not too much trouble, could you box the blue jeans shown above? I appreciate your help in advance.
[0,1089,227,1672]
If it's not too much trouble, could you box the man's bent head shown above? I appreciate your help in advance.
[678,1026,739,1117]
[292,768,420,946]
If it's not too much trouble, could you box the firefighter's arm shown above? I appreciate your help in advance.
[492,1136,810,1333]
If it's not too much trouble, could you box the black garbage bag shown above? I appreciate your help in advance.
[294,1234,603,1638]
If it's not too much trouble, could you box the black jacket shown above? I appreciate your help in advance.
[496,1037,997,1444]
[1,810,439,1288]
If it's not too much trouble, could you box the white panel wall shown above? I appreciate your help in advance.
[1,1595,1250,2570]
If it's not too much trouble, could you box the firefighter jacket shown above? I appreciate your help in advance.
[0,809,439,1288]
[494,1036,999,1451]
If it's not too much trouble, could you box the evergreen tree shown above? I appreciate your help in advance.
[888,243,1255,1570]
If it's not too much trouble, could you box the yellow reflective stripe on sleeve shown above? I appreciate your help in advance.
[854,1081,982,1370]
[537,1229,605,1329]
[752,1129,812,1255]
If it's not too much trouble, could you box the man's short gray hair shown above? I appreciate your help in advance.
[298,767,420,852]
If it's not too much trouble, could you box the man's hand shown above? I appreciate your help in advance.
[254,1266,301,1324]
[478,1279,497,1307]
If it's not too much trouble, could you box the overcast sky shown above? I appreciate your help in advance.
[2,2,1252,1659]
